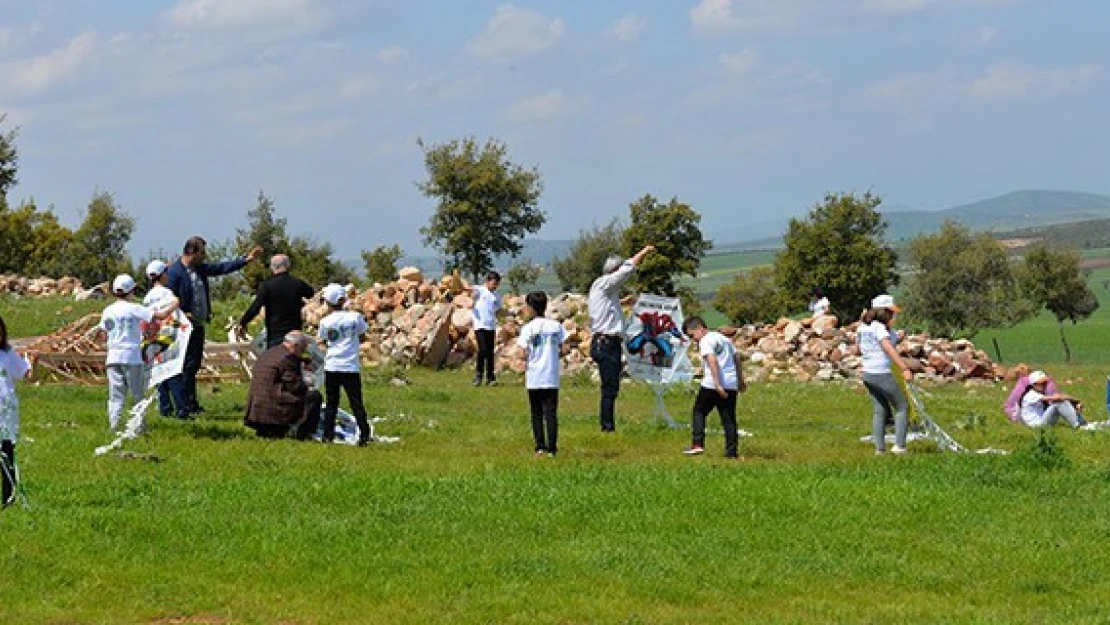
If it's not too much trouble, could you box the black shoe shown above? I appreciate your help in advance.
[473,377,482,387]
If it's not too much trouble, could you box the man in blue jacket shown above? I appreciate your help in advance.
[166,236,261,418]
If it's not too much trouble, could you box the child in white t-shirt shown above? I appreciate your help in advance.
[317,284,371,445]
[470,271,502,386]
[0,313,32,508]
[142,260,181,417]
[516,291,566,457]
[808,287,831,316]
[1020,370,1086,428]
[682,316,745,459]
[99,274,174,431]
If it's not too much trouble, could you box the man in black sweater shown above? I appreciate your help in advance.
[238,254,316,349]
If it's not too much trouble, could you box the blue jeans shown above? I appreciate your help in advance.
[166,322,206,417]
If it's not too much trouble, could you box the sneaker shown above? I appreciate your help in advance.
[535,450,547,458]
[683,446,705,456]
[891,446,907,455]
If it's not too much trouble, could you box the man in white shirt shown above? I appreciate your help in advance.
[470,271,502,386]
[682,316,745,458]
[587,244,654,432]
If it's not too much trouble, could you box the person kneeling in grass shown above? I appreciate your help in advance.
[1020,370,1086,428]
[682,316,745,459]
[516,291,566,457]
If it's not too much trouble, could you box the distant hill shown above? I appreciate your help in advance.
[720,190,1110,250]
[992,218,1110,251]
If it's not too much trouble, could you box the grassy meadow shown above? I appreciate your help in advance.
[3,290,1110,622]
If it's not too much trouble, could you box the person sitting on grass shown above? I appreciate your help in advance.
[1020,370,1086,429]
[244,331,323,441]
[516,291,566,458]
[1004,364,1058,423]
[681,316,745,459]
[317,284,371,446]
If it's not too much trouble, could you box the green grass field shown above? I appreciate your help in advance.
[3,359,1110,623]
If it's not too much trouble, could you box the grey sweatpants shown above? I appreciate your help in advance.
[862,372,908,452]
[107,364,147,430]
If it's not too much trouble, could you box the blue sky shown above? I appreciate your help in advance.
[1,0,1107,261]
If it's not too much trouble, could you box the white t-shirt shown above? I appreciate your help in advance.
[516,317,566,389]
[0,348,31,441]
[1020,389,1049,427]
[318,310,369,373]
[588,261,635,334]
[101,300,155,365]
[143,284,177,315]
[857,320,892,375]
[698,331,739,391]
[472,286,502,331]
[809,297,830,316]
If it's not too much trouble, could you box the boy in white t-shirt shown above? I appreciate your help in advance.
[516,291,566,457]
[143,260,181,417]
[682,316,745,459]
[317,283,371,445]
[99,274,175,430]
[469,271,502,386]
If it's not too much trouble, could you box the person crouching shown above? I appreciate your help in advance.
[244,331,323,440]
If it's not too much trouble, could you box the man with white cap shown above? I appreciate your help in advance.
[1020,370,1086,428]
[587,244,655,432]
[143,260,181,416]
[98,274,176,431]
[237,253,315,350]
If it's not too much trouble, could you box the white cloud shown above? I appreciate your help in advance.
[2,31,97,95]
[164,0,326,31]
[504,90,579,122]
[608,13,647,43]
[718,48,759,75]
[466,4,565,61]
[969,62,1102,101]
[376,46,409,63]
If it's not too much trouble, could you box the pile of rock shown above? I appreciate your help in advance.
[0,275,84,297]
[722,314,1003,384]
[294,269,1000,384]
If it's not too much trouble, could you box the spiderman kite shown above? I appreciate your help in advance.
[627,311,685,366]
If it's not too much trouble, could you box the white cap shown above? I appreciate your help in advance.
[871,294,900,312]
[112,274,137,294]
[145,260,168,278]
[322,283,346,306]
[1028,370,1049,384]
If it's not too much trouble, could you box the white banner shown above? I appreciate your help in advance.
[142,310,191,388]
[623,294,693,385]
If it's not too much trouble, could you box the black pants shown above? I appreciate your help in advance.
[2,439,16,506]
[691,387,739,458]
[590,334,623,431]
[324,372,370,444]
[528,388,559,454]
[474,329,496,382]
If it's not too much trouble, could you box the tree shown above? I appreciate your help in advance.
[774,192,898,317]
[236,190,290,290]
[1017,245,1099,362]
[206,237,248,302]
[504,260,543,294]
[287,235,357,287]
[0,114,18,200]
[362,244,403,284]
[68,191,136,286]
[552,219,624,293]
[418,136,545,280]
[901,221,1034,338]
[621,194,711,312]
[714,266,790,325]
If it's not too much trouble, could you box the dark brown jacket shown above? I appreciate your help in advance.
[244,345,307,427]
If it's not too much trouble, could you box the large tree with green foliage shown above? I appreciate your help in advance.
[418,136,545,280]
[362,244,403,284]
[775,192,898,317]
[901,221,1034,338]
[621,195,710,311]
[714,266,789,325]
[68,191,136,286]
[552,219,624,293]
[236,190,290,289]
[1017,245,1099,362]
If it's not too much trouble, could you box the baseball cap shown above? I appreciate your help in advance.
[1028,370,1049,384]
[145,260,168,278]
[871,294,901,312]
[112,274,137,294]
[322,283,346,306]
